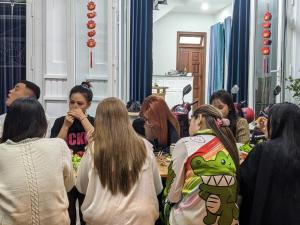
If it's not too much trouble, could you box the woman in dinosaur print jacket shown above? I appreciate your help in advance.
[164,104,239,225]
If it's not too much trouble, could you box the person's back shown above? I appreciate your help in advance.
[0,98,74,225]
[0,138,74,225]
[76,140,161,225]
[76,97,162,225]
[240,102,300,225]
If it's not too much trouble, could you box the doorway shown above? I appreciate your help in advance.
[176,32,206,108]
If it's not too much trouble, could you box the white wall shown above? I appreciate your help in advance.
[153,12,214,102]
[27,0,124,126]
[294,0,300,79]
[214,4,233,23]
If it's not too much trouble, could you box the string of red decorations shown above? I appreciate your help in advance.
[87,1,96,68]
[261,3,272,74]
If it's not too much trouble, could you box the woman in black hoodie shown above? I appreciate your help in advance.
[239,102,300,225]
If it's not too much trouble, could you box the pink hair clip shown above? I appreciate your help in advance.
[215,118,230,128]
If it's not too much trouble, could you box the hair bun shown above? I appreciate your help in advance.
[81,81,92,89]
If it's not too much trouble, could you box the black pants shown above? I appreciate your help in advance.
[68,187,85,225]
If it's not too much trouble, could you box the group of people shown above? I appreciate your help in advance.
[1,80,300,225]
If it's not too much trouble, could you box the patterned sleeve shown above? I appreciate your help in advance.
[165,141,188,203]
[236,117,250,144]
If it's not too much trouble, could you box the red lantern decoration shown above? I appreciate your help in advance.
[87,39,96,48]
[87,0,96,68]
[87,1,96,10]
[87,20,96,29]
[261,5,272,74]
[264,11,272,21]
[87,11,96,19]
[263,39,272,45]
[262,47,270,55]
[88,30,96,37]
[262,30,271,38]
[262,22,271,28]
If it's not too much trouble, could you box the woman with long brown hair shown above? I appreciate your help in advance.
[76,97,163,225]
[164,104,239,225]
[140,95,180,152]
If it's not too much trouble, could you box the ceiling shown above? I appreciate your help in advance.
[153,0,233,22]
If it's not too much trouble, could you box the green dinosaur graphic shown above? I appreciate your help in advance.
[164,161,176,198]
[191,151,239,225]
[163,161,176,225]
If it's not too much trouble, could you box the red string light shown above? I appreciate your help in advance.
[87,1,96,68]
[261,3,272,74]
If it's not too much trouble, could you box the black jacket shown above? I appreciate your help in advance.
[240,140,300,225]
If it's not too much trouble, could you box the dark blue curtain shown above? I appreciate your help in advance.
[208,23,225,97]
[227,0,250,102]
[0,3,26,114]
[130,0,153,103]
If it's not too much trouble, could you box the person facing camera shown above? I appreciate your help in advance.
[0,80,43,138]
[210,90,250,144]
[239,102,300,225]
[164,104,239,225]
[0,98,74,225]
[76,97,163,225]
[140,95,180,153]
[51,81,94,225]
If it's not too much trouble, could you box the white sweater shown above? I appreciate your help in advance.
[0,138,74,225]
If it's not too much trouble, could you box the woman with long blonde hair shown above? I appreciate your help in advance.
[76,97,163,225]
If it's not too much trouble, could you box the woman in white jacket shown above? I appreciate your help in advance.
[0,97,74,225]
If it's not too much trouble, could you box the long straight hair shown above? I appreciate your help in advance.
[1,98,47,143]
[192,104,240,169]
[267,103,300,174]
[93,97,147,196]
[140,95,180,146]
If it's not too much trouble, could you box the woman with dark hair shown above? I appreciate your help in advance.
[210,90,250,143]
[0,98,74,225]
[239,102,300,225]
[140,95,180,152]
[164,104,239,225]
[76,97,162,225]
[51,81,94,225]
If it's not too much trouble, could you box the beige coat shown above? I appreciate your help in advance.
[0,138,74,225]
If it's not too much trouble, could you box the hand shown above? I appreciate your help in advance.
[256,117,268,136]
[68,108,86,121]
[63,115,74,128]
[206,194,221,214]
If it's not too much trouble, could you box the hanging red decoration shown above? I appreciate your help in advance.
[264,11,272,21]
[87,11,96,19]
[87,20,96,29]
[263,39,272,45]
[87,1,96,10]
[262,30,271,38]
[261,3,272,74]
[87,0,96,68]
[261,47,270,55]
[88,30,96,37]
[262,22,271,28]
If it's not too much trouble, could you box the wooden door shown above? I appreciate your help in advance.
[176,32,206,108]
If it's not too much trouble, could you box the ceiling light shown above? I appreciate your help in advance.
[201,2,209,10]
